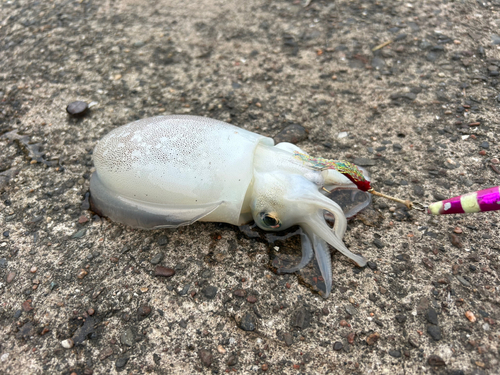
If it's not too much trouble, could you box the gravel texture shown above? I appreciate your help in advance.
[1,0,500,374]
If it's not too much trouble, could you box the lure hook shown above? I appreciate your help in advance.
[411,202,427,211]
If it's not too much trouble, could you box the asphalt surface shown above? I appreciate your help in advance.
[1,0,499,374]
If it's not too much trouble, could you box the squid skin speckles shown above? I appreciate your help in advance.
[90,115,370,298]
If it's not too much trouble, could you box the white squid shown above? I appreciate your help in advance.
[90,115,369,297]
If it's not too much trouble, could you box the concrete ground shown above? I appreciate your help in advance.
[0,0,499,374]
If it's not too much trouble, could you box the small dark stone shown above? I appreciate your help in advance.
[198,349,212,367]
[384,179,395,186]
[426,308,439,325]
[395,314,407,324]
[81,192,90,210]
[478,310,489,317]
[179,319,188,328]
[427,325,442,341]
[14,309,22,319]
[389,350,401,358]
[120,327,134,347]
[374,319,384,327]
[377,201,388,209]
[291,307,311,329]
[66,101,89,117]
[353,157,376,167]
[233,289,246,298]
[240,313,256,331]
[137,305,152,319]
[376,146,386,152]
[115,357,129,369]
[157,236,168,246]
[246,295,257,303]
[488,65,499,76]
[345,305,357,316]
[436,91,450,102]
[392,143,402,151]
[427,354,446,367]
[72,228,86,239]
[426,52,438,62]
[201,285,218,299]
[413,185,424,197]
[155,266,175,277]
[73,316,96,345]
[449,234,462,248]
[420,40,433,50]
[433,192,447,201]
[480,141,489,149]
[373,238,385,249]
[150,253,163,265]
[408,335,419,348]
[408,22,420,32]
[3,231,9,237]
[273,124,307,144]
[16,322,35,339]
[372,56,386,70]
[422,258,434,269]
[395,254,410,262]
[227,355,238,366]
[367,261,377,270]
[283,332,293,346]
[153,353,160,365]
[456,275,471,287]
[401,92,416,100]
[333,341,343,351]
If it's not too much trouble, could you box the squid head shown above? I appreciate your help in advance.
[248,143,368,298]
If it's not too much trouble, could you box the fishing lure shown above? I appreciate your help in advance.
[427,186,500,215]
[293,151,416,209]
[299,150,500,216]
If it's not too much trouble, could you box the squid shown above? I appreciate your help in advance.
[90,115,372,297]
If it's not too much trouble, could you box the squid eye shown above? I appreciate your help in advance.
[260,212,281,229]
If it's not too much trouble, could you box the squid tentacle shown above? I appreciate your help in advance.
[277,229,314,274]
[308,229,332,298]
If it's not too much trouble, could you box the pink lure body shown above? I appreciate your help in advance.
[427,186,500,215]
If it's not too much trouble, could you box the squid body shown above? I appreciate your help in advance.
[90,115,368,297]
